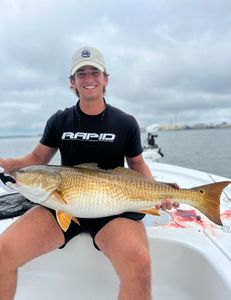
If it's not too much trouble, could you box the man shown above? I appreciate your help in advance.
[0,46,178,300]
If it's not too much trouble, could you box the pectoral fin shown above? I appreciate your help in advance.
[72,216,80,226]
[53,191,67,204]
[141,208,160,216]
[56,211,80,232]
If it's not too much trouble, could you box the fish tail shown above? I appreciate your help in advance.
[191,181,231,226]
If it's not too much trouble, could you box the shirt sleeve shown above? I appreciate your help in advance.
[124,115,143,158]
[40,111,62,148]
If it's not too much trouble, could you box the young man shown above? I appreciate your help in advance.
[0,46,178,300]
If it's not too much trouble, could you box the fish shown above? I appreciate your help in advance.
[0,164,230,231]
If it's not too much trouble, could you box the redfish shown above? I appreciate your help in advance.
[1,164,230,231]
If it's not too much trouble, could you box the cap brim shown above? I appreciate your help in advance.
[71,61,104,75]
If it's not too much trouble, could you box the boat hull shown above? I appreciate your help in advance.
[0,224,227,300]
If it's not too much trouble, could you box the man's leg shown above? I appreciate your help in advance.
[95,218,151,300]
[0,205,65,300]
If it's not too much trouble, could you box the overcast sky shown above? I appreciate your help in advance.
[1,0,231,135]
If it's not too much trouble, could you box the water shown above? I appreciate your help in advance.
[0,136,61,165]
[0,128,230,178]
[151,128,231,178]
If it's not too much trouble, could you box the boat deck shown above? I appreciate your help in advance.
[0,162,231,299]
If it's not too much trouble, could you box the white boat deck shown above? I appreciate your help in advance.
[0,162,231,299]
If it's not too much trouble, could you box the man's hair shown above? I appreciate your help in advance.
[69,72,109,98]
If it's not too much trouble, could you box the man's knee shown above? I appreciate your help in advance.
[120,246,151,280]
[131,246,151,272]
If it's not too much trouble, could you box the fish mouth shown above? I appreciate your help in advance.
[0,169,16,185]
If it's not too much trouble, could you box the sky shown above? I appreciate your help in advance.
[0,0,231,135]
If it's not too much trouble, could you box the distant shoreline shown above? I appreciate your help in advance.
[140,123,231,132]
[1,123,231,138]
[0,134,42,139]
[159,122,231,131]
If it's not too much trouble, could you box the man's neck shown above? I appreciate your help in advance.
[79,98,106,115]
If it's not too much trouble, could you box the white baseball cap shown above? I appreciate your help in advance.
[70,46,106,75]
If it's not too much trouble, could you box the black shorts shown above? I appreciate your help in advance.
[48,209,145,250]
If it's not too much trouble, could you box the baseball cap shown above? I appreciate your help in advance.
[70,46,106,75]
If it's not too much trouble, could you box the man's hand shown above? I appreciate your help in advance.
[155,200,180,211]
[0,158,10,173]
[155,181,180,211]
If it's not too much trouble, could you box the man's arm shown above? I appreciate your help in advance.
[0,143,57,173]
[126,154,154,179]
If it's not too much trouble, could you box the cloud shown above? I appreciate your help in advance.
[0,0,231,134]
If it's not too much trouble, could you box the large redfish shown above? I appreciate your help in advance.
[1,164,230,231]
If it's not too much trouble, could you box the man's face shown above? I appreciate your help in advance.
[71,66,108,100]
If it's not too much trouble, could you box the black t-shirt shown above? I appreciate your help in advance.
[40,101,143,169]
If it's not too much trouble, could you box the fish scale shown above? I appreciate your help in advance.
[2,164,230,231]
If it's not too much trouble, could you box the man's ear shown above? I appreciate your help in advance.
[104,74,109,86]
[69,77,76,90]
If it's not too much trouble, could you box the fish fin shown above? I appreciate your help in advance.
[141,208,160,216]
[72,216,80,226]
[53,191,67,204]
[190,181,231,226]
[74,163,99,170]
[56,211,72,232]
[112,167,148,178]
[74,164,150,180]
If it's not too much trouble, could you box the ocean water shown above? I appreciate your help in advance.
[0,128,230,178]
[0,136,61,165]
[149,128,231,178]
